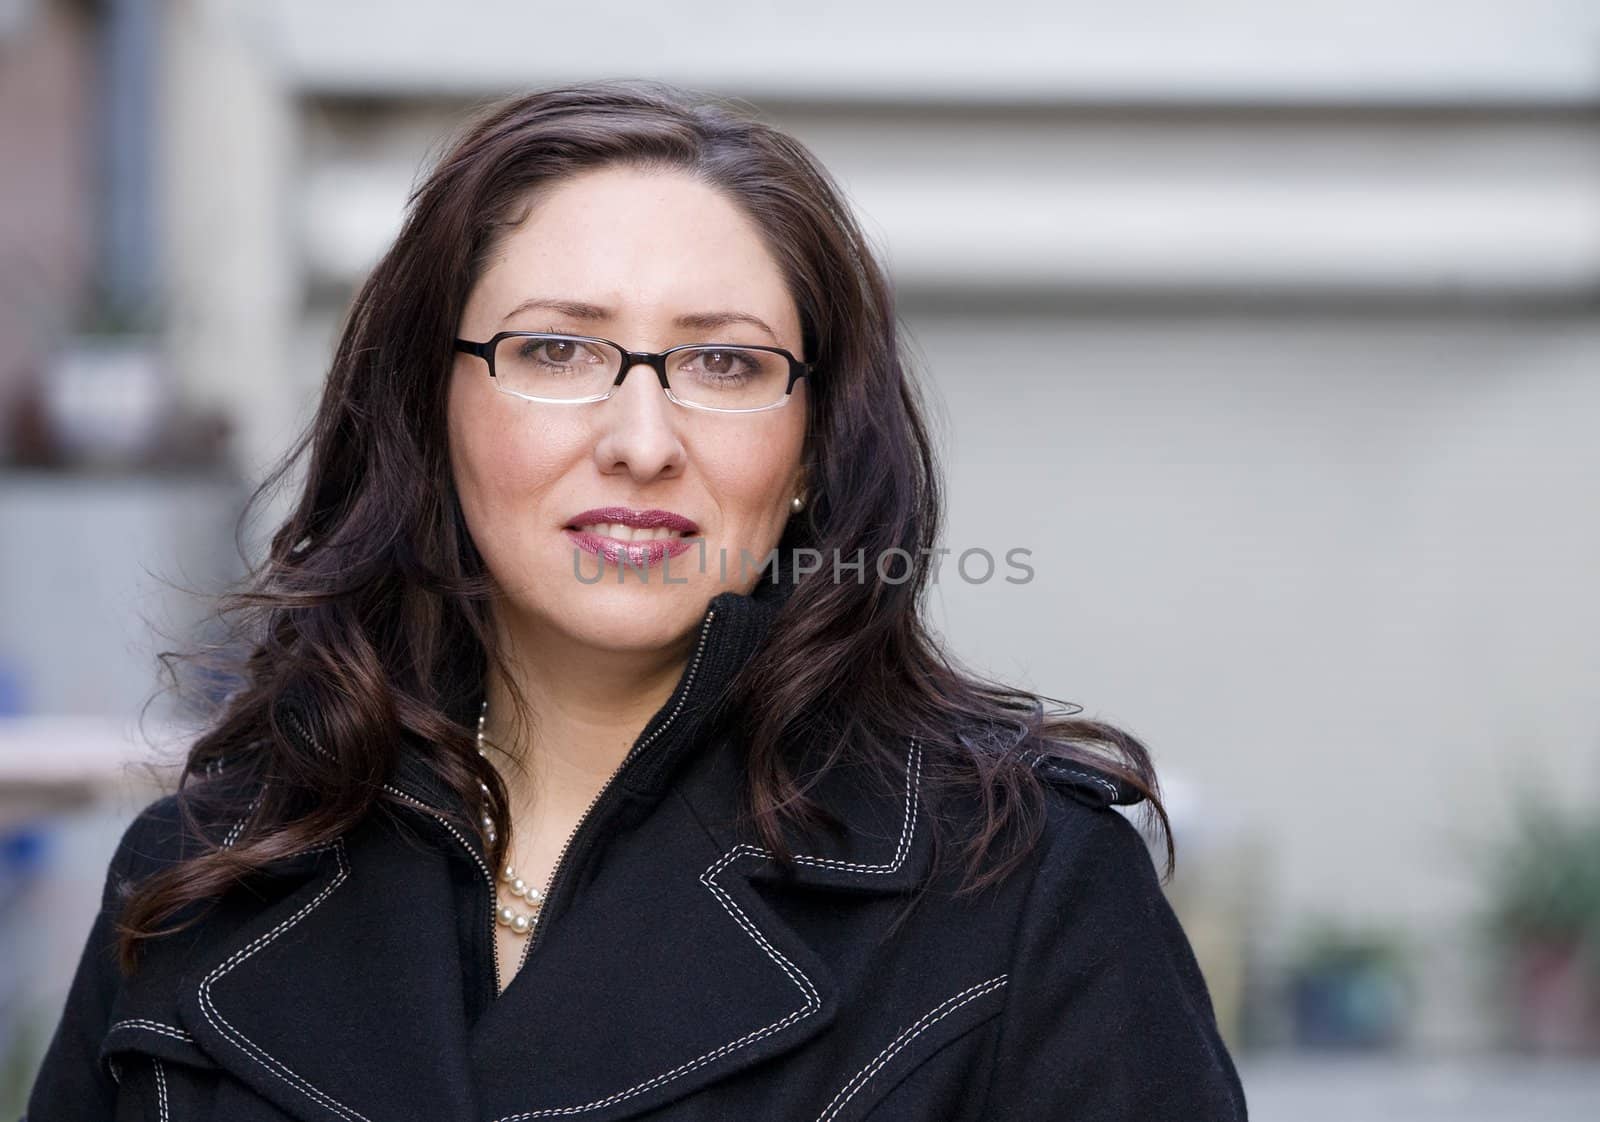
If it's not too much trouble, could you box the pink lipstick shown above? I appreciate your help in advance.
[564,507,700,568]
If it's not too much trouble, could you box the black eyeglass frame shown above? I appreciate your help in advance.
[453,331,815,413]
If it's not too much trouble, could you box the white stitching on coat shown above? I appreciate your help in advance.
[813,974,1009,1122]
[1038,762,1120,802]
[221,790,264,849]
[153,1056,170,1122]
[107,1018,194,1044]
[786,739,923,876]
[196,839,369,1122]
[491,738,925,1122]
[1021,745,1121,802]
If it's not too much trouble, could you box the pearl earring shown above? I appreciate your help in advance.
[790,494,805,513]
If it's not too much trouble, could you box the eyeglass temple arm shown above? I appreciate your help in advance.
[454,339,490,359]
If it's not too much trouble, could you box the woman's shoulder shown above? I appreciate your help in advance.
[927,742,1156,900]
[984,757,1249,1119]
[1017,756,1162,903]
[1027,785,1162,913]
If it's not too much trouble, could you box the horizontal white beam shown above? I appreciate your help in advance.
[300,166,1600,296]
[259,0,1600,104]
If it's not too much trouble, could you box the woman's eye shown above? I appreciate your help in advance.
[685,349,756,381]
[521,339,581,365]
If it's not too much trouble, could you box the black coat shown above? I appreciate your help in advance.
[25,587,1248,1121]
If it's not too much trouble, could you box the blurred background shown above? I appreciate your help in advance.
[3,0,1599,1117]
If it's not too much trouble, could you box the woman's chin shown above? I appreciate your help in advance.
[539,581,712,653]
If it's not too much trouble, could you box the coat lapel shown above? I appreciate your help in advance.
[172,814,480,1122]
[466,780,839,1121]
[682,732,936,896]
[466,734,935,1122]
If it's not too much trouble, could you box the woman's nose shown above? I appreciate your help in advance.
[590,361,688,481]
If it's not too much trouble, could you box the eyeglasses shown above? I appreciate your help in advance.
[453,331,814,414]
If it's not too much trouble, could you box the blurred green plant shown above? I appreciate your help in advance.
[1480,792,1600,972]
[1475,786,1600,1053]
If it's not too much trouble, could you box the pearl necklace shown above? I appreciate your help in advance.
[477,699,544,936]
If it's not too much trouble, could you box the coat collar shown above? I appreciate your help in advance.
[383,576,794,831]
[104,581,939,1122]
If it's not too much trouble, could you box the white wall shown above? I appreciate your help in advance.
[915,311,1600,932]
[0,475,247,716]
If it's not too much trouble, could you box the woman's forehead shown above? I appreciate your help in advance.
[471,172,802,346]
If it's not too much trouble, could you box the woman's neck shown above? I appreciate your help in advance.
[480,615,697,823]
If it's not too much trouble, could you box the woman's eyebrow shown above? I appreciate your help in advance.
[501,296,779,343]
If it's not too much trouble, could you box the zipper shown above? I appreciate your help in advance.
[391,785,504,997]
[508,605,719,979]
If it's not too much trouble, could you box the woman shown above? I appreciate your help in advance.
[26,81,1247,1121]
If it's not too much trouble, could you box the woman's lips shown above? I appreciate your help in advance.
[563,507,700,568]
[563,527,699,567]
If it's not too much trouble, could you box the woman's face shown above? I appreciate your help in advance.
[448,164,808,657]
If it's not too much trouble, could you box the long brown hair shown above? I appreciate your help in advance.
[120,79,1170,972]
